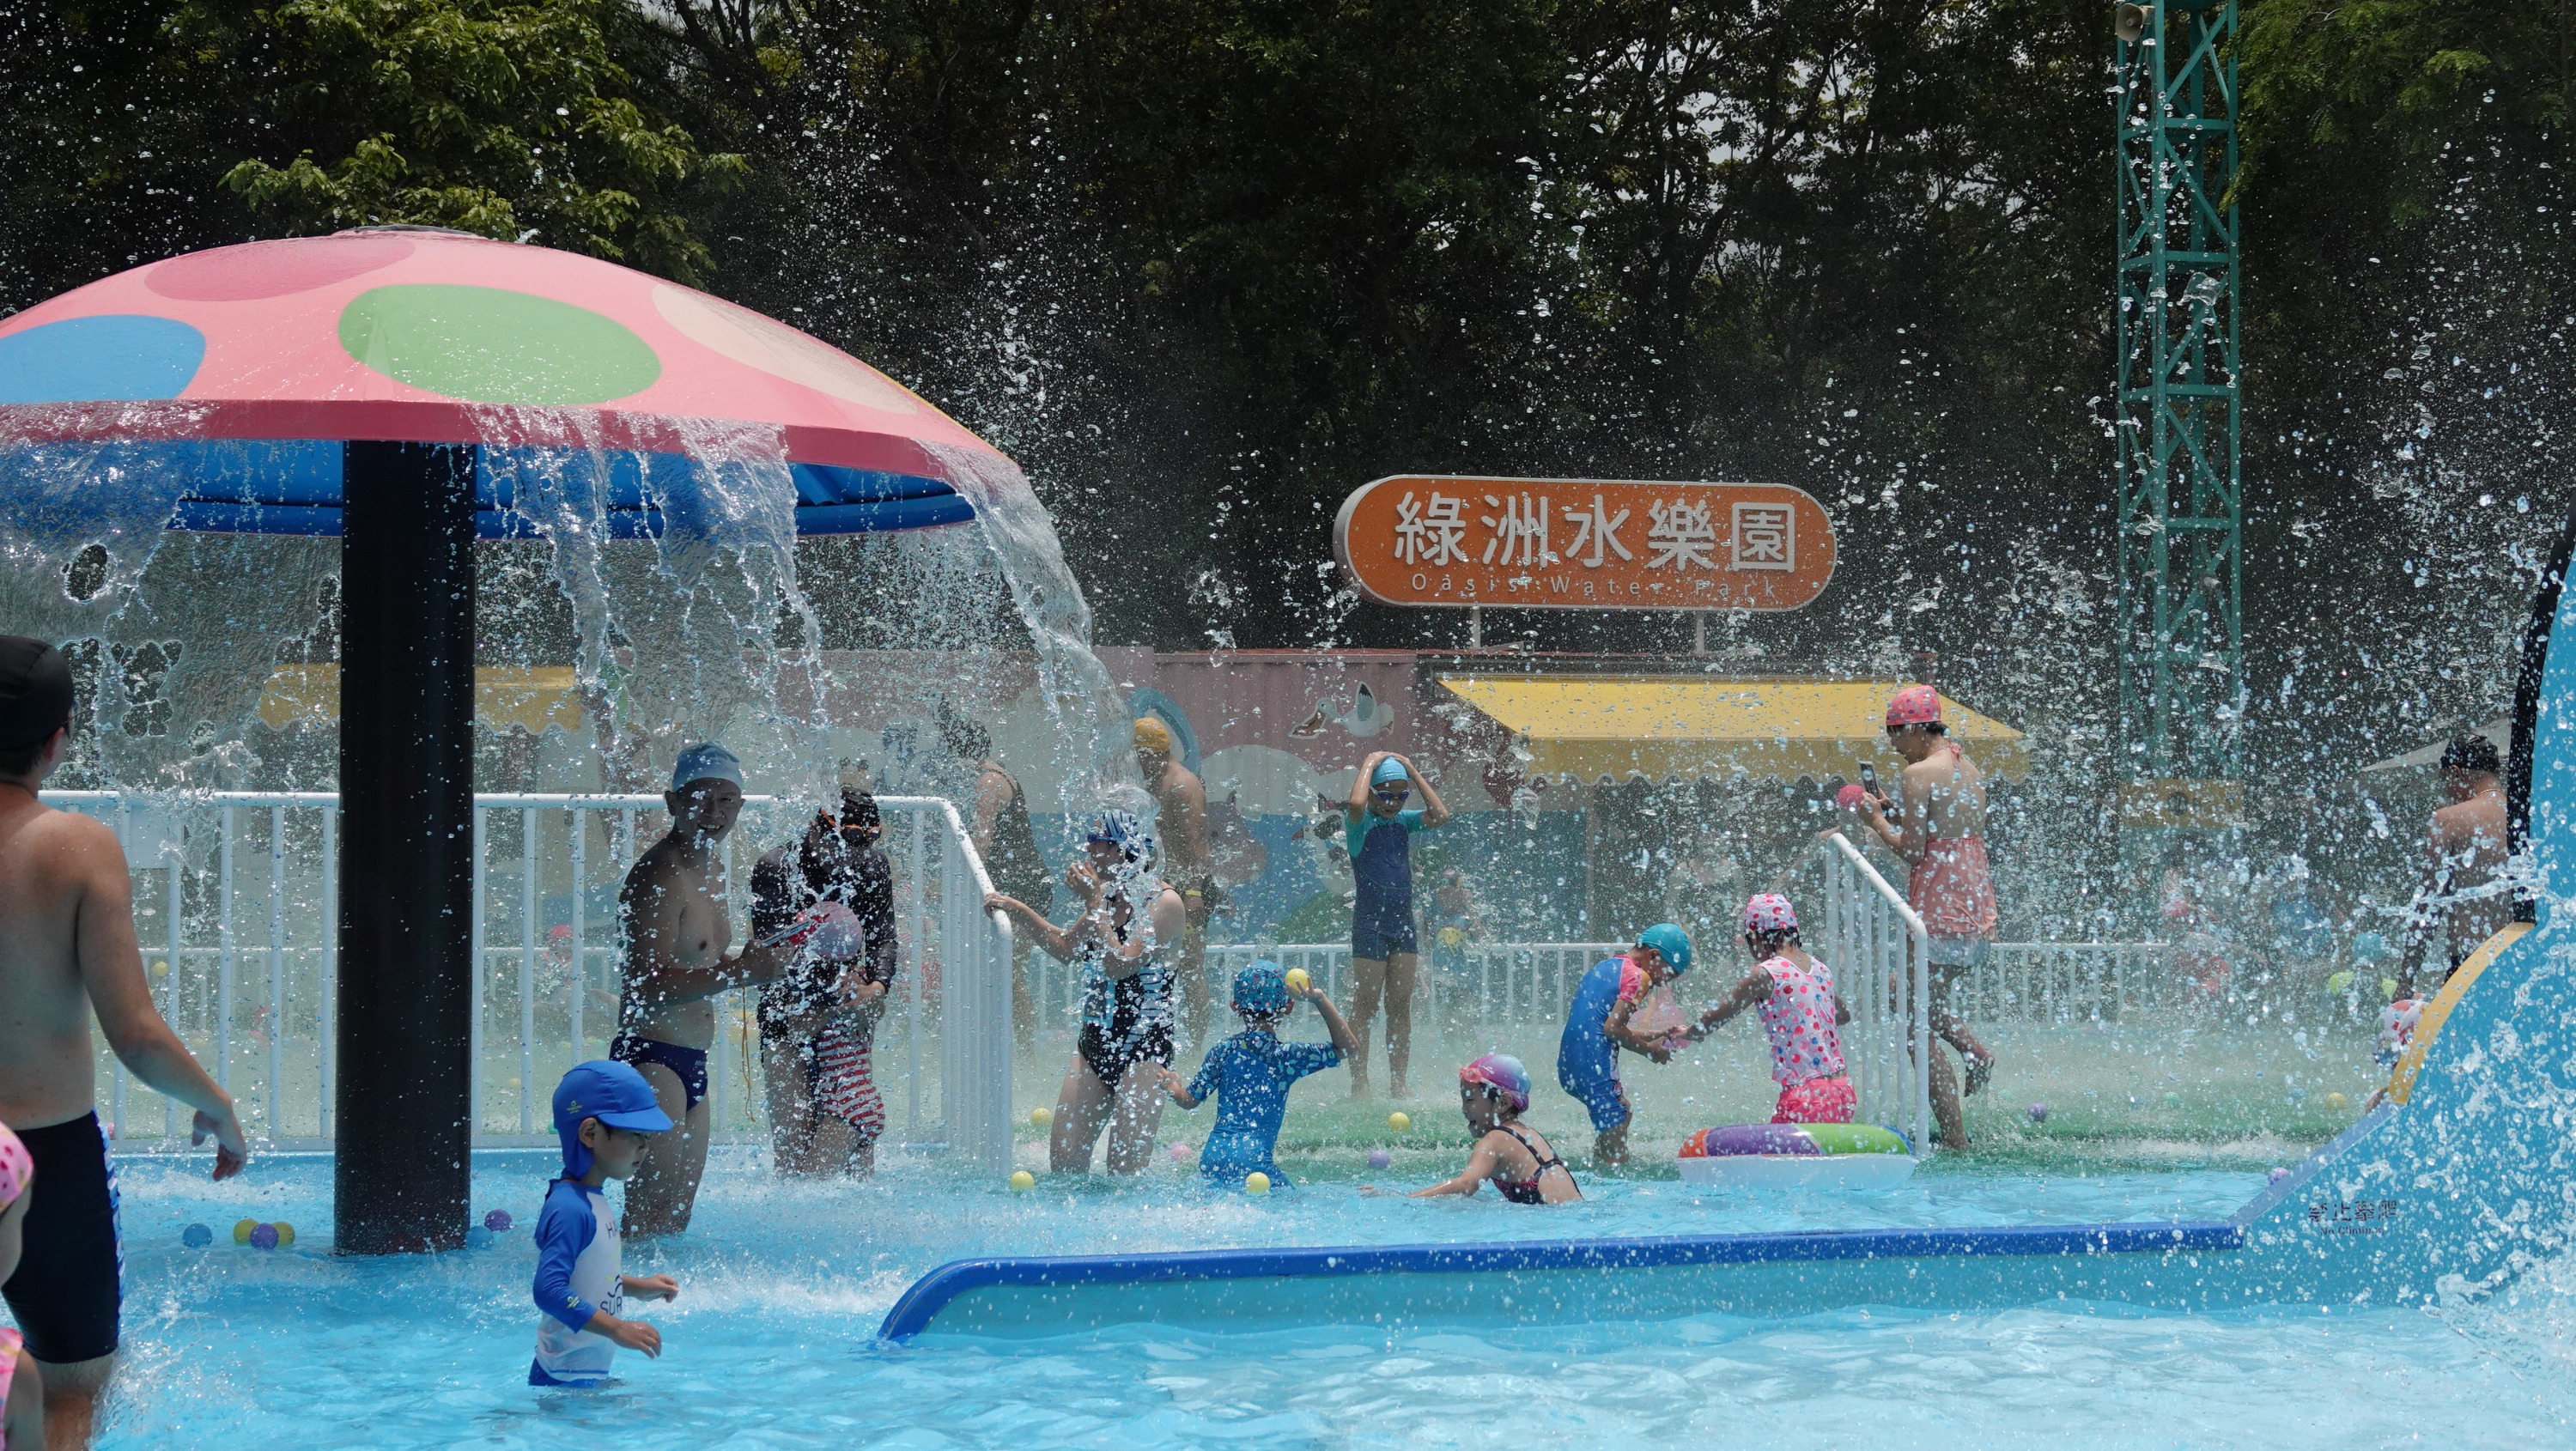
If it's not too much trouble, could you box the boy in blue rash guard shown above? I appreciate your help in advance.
[532,1061,680,1387]
[1158,962,1358,1185]
[1340,751,1451,1097]
[1556,923,1693,1168]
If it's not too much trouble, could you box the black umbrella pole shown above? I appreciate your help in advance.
[333,440,479,1254]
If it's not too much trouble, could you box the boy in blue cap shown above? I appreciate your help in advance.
[532,1060,681,1387]
[1556,923,1693,1167]
[1157,962,1357,1186]
[1340,750,1451,1098]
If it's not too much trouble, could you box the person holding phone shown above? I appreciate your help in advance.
[1853,685,1996,1150]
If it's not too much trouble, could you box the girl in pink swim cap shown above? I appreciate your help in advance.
[1363,1054,1581,1204]
[0,1122,43,1450]
[1686,895,1857,1125]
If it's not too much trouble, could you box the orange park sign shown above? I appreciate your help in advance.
[1333,476,1837,612]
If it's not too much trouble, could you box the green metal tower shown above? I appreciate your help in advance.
[2114,0,2244,834]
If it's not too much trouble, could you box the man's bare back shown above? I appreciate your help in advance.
[2422,779,2510,972]
[0,637,243,1451]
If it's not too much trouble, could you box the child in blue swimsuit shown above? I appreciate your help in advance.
[1556,922,1694,1166]
[1159,962,1357,1185]
[532,1060,681,1387]
[1340,752,1452,1097]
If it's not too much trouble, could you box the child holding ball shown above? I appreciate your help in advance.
[532,1061,683,1387]
[1158,962,1356,1186]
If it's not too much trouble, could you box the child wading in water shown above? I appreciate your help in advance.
[1158,962,1357,1186]
[531,1061,682,1387]
[1555,923,1696,1165]
[1689,895,1856,1124]
[1366,1054,1581,1204]
[1340,751,1451,1097]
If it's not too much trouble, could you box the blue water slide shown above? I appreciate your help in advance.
[878,502,2576,1341]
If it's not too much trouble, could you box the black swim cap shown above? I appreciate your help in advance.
[0,636,72,750]
[2440,733,2501,776]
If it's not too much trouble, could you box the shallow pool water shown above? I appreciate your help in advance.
[82,1150,2576,1448]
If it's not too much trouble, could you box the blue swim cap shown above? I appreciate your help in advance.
[1370,757,1411,786]
[552,1059,673,1180]
[1084,809,1153,865]
[671,741,743,792]
[1636,922,1693,974]
[1233,961,1290,1016]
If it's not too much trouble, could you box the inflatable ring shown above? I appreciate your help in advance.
[1677,1123,1917,1188]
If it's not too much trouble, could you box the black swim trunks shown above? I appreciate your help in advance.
[2,1112,122,1363]
[1078,1023,1175,1090]
[611,1033,709,1111]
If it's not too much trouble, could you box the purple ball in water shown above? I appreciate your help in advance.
[483,1208,513,1232]
[2268,1167,2290,1184]
[248,1222,280,1250]
[2027,1102,2049,1124]
[1368,1149,1392,1169]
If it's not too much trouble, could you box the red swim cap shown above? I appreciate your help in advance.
[1885,684,1941,729]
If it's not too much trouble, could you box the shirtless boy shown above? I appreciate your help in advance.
[614,743,806,1237]
[2397,734,2511,997]
[0,637,246,1449]
[1857,684,1996,1150]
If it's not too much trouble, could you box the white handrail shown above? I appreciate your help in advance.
[1820,831,1932,1153]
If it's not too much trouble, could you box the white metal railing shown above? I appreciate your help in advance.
[1820,831,1931,1151]
[1200,937,2172,1035]
[1971,941,2173,1021]
[50,790,1012,1170]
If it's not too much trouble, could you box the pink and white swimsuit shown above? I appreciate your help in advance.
[1755,954,1846,1086]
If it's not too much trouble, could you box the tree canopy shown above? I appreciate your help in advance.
[3,0,2570,745]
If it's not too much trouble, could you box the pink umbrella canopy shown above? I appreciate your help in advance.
[0,228,1012,535]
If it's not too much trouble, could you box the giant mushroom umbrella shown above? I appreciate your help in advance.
[0,228,1014,1252]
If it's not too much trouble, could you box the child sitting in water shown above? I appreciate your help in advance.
[1366,1055,1581,1204]
[1158,962,1357,1186]
[532,1061,683,1387]
[0,1123,43,1449]
[1688,894,1856,1124]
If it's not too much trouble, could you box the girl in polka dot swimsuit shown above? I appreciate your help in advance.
[1687,894,1857,1124]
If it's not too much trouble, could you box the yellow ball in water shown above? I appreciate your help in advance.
[272,1221,295,1248]
[1284,968,1311,993]
[1245,1172,1271,1194]
[1031,1107,1054,1128]
[233,1218,258,1245]
[2326,1092,2348,1110]
[1008,1169,1036,1191]
[1388,1112,1411,1132]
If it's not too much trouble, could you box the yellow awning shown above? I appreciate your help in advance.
[1438,676,2028,784]
[257,664,585,735]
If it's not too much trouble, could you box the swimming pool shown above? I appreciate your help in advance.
[84,1147,2576,1448]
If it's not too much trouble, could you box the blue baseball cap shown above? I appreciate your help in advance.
[671,741,743,792]
[552,1059,672,1178]
[1370,757,1411,786]
[1636,922,1693,974]
[1233,961,1290,1016]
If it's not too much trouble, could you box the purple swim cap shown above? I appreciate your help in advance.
[1458,1053,1531,1114]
